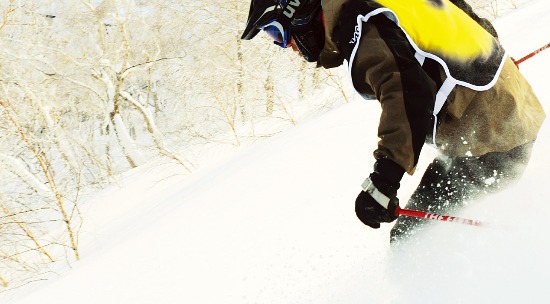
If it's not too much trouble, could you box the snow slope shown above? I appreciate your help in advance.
[4,1,550,303]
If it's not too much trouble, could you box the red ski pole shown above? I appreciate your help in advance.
[514,42,550,66]
[394,206,483,227]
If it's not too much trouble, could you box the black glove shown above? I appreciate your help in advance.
[355,184,399,228]
[355,159,404,229]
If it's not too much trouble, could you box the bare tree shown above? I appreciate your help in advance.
[468,0,530,19]
[0,0,353,290]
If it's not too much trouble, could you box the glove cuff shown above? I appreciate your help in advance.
[373,158,405,185]
[369,158,404,196]
[361,177,392,209]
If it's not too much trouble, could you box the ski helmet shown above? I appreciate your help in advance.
[241,0,325,62]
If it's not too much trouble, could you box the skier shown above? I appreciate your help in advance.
[240,0,546,242]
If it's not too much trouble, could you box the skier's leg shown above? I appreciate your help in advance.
[390,141,533,243]
[390,157,458,242]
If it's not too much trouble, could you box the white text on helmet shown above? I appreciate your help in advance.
[283,0,301,18]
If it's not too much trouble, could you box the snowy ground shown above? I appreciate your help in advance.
[3,1,550,303]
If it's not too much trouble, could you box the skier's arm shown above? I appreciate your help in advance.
[350,16,437,228]
[351,15,436,175]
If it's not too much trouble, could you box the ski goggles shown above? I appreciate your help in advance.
[261,20,290,48]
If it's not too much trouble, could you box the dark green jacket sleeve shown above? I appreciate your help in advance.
[350,15,437,174]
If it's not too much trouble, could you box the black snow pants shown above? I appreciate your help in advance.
[390,141,534,243]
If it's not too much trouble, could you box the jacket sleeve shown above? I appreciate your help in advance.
[350,15,437,175]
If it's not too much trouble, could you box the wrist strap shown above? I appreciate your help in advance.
[361,177,391,209]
